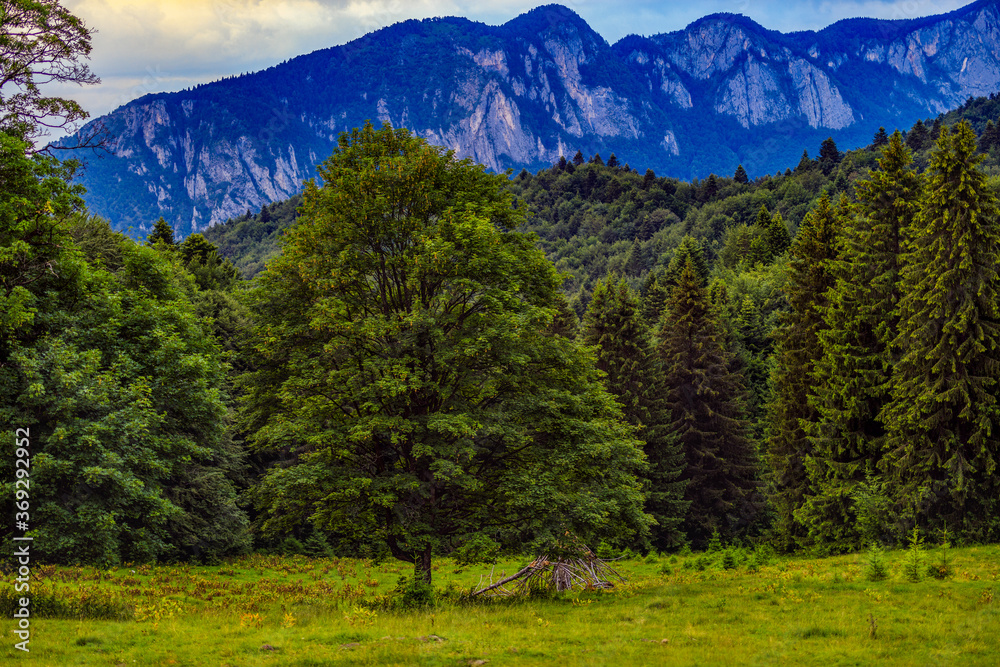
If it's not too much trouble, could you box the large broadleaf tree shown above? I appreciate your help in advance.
[243,122,650,583]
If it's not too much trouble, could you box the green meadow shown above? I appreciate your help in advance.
[2,544,997,666]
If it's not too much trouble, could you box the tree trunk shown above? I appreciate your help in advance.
[415,544,432,585]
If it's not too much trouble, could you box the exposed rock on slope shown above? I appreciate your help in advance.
[65,1,1000,236]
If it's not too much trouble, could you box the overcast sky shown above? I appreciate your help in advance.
[54,0,972,127]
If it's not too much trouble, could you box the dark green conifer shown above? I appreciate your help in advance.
[766,195,842,550]
[640,270,668,328]
[703,174,719,201]
[665,236,709,287]
[147,217,175,246]
[978,119,999,153]
[882,122,1000,540]
[765,211,791,258]
[582,276,688,549]
[906,119,930,151]
[625,239,644,276]
[734,164,749,184]
[659,260,759,546]
[873,127,889,148]
[753,205,791,260]
[800,132,919,550]
[819,137,841,174]
[795,149,814,173]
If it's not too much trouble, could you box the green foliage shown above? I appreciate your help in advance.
[243,122,650,584]
[882,122,1000,541]
[0,131,86,340]
[452,534,501,566]
[385,576,435,610]
[801,133,919,551]
[851,471,892,548]
[658,260,760,546]
[927,527,953,580]
[865,542,890,582]
[147,217,176,246]
[664,236,709,287]
[767,195,842,550]
[581,275,687,550]
[902,527,925,583]
[818,138,841,174]
[0,135,248,564]
[0,0,100,142]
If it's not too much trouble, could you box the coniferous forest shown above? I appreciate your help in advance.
[6,2,1000,583]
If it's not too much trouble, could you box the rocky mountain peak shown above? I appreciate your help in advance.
[63,2,1000,238]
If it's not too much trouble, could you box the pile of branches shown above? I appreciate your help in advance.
[472,543,626,598]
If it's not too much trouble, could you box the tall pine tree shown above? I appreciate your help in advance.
[800,132,919,550]
[582,276,688,549]
[659,259,759,546]
[766,195,842,550]
[882,121,1000,541]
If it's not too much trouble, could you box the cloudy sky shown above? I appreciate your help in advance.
[55,0,972,127]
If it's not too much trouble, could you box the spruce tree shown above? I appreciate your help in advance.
[766,195,842,550]
[795,149,814,173]
[641,270,669,329]
[873,127,889,148]
[665,236,710,287]
[751,205,790,262]
[734,164,749,184]
[659,259,759,546]
[800,132,919,550]
[765,211,791,258]
[978,119,1000,153]
[819,137,841,174]
[906,119,930,151]
[147,217,175,246]
[582,276,688,549]
[882,122,1000,541]
[702,174,719,201]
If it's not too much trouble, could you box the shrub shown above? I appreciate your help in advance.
[865,543,890,582]
[452,534,500,567]
[902,527,924,583]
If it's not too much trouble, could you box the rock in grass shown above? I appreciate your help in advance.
[340,642,361,649]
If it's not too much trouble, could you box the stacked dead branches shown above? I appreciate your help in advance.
[472,545,626,598]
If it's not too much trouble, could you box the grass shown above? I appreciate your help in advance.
[1,545,998,665]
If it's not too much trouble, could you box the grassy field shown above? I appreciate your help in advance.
[1,543,998,666]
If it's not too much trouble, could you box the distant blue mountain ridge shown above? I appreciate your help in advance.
[62,0,1000,237]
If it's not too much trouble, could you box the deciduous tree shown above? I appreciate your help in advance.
[244,122,650,583]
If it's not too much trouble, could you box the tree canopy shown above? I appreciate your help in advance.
[0,0,99,144]
[243,122,650,582]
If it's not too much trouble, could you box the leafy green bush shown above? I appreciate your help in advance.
[389,576,435,610]
[452,534,500,567]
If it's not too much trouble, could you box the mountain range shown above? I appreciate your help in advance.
[64,0,1000,237]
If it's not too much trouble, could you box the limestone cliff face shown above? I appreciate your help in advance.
[65,1,1000,236]
[625,17,856,131]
